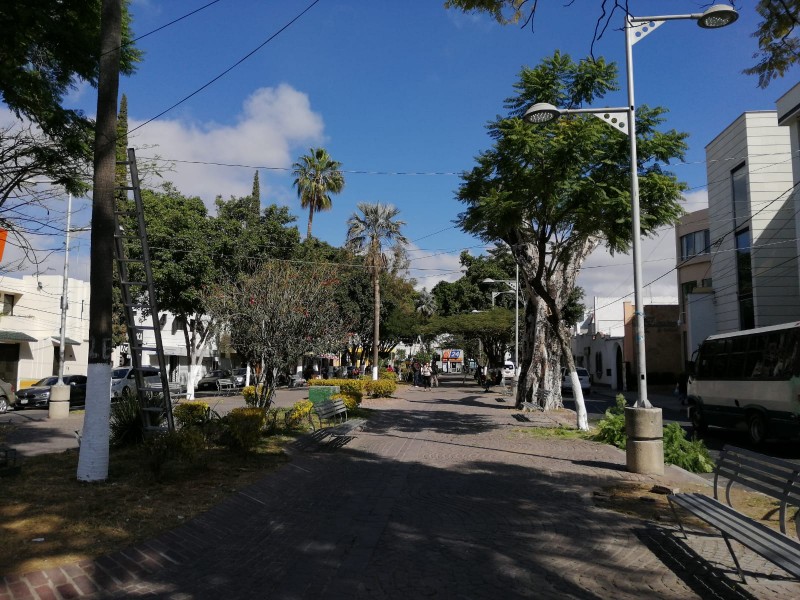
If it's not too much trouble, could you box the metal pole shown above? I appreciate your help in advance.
[515,264,519,371]
[57,193,72,384]
[625,16,650,409]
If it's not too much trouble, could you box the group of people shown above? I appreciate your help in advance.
[410,358,438,390]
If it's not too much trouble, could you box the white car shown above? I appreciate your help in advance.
[502,361,516,379]
[111,366,162,398]
[561,367,591,395]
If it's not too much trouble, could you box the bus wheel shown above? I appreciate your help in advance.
[690,405,707,433]
[747,412,768,445]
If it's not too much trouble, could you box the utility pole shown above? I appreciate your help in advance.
[77,0,122,482]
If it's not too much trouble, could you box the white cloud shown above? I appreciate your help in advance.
[406,243,464,291]
[128,84,324,208]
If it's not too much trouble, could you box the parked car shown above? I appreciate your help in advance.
[15,375,88,409]
[231,368,248,387]
[111,366,162,398]
[561,367,591,395]
[196,369,232,391]
[502,361,516,379]
[0,378,15,413]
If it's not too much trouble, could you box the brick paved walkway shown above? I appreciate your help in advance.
[2,377,799,599]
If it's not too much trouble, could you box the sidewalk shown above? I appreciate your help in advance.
[2,377,797,599]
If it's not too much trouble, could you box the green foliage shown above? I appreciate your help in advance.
[242,385,263,407]
[663,423,715,474]
[593,394,627,449]
[173,401,212,429]
[330,392,359,411]
[743,0,800,88]
[284,400,314,429]
[110,395,146,448]
[364,378,396,398]
[292,147,345,239]
[143,429,207,480]
[223,407,267,452]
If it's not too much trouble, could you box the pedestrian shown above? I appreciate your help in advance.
[421,362,432,390]
[412,358,422,387]
[431,361,439,387]
[677,371,689,405]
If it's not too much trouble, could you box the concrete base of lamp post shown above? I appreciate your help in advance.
[48,384,71,419]
[625,406,664,475]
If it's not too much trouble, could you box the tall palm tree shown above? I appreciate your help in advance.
[415,289,437,318]
[291,147,344,240]
[345,203,408,380]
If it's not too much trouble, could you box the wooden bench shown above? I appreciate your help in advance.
[310,399,367,437]
[667,445,800,583]
[520,389,550,412]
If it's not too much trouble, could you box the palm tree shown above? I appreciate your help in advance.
[345,203,408,380]
[292,147,344,240]
[416,289,437,317]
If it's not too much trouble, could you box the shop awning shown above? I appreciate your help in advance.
[51,336,82,346]
[0,330,37,342]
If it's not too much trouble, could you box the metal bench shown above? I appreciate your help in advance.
[668,445,800,583]
[520,388,550,412]
[310,399,367,437]
[217,378,236,394]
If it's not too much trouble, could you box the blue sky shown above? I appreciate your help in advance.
[3,1,798,304]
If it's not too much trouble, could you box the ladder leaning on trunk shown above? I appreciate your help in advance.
[113,147,175,433]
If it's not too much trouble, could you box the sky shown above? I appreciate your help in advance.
[3,0,798,310]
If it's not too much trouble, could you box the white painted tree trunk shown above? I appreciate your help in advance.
[76,363,113,481]
[185,363,201,400]
[569,370,589,431]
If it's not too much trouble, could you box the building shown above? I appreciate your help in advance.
[705,110,798,333]
[0,275,89,388]
[777,83,800,270]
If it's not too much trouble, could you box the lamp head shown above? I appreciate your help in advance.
[481,278,496,284]
[697,4,738,29]
[523,103,562,124]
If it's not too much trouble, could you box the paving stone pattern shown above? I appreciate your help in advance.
[2,379,799,599]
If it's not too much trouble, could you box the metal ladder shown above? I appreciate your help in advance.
[114,147,175,432]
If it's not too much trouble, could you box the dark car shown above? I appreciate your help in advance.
[196,369,232,391]
[15,375,88,409]
[231,368,248,387]
[0,377,14,413]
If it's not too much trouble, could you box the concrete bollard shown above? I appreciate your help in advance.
[48,383,71,419]
[625,406,664,475]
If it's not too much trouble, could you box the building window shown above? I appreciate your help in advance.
[680,229,711,261]
[732,163,749,229]
[1,294,14,316]
[736,228,755,330]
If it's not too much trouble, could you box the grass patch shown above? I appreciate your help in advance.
[0,432,294,576]
[516,424,593,440]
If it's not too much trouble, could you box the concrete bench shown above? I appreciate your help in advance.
[520,389,550,412]
[668,445,800,583]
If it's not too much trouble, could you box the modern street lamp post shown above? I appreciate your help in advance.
[523,4,737,474]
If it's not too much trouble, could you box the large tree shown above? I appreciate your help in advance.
[444,1,799,88]
[205,262,351,408]
[345,203,409,380]
[457,52,686,429]
[292,147,344,240]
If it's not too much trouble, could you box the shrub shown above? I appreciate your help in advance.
[173,401,211,429]
[593,394,627,449]
[364,378,396,398]
[242,385,264,407]
[330,392,359,411]
[285,400,314,429]
[663,422,715,473]
[223,407,267,451]
[110,394,147,447]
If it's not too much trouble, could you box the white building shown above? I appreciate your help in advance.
[0,275,90,388]
[777,83,800,276]
[705,110,798,333]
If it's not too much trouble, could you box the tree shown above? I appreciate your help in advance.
[205,262,351,408]
[292,147,344,240]
[426,309,515,369]
[457,53,686,429]
[0,1,141,176]
[345,203,409,380]
[444,1,800,88]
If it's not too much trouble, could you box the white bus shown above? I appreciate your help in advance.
[688,321,800,444]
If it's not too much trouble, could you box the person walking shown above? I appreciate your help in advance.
[421,362,432,390]
[412,358,421,388]
[431,362,439,387]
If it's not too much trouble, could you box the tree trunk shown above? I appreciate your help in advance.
[372,274,380,380]
[77,0,122,483]
[306,207,314,240]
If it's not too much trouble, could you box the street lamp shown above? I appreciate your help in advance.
[482,263,520,375]
[524,4,737,472]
